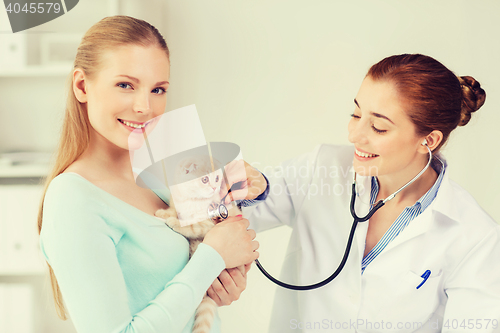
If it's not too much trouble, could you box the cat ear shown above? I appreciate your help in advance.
[184,163,197,174]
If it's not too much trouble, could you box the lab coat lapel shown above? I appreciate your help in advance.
[354,175,372,258]
[427,173,460,223]
[381,206,434,253]
[376,173,459,254]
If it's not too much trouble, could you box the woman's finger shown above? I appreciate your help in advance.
[247,229,256,240]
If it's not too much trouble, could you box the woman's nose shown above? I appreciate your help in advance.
[348,120,369,145]
[133,91,151,114]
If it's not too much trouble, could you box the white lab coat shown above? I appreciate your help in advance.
[243,144,500,333]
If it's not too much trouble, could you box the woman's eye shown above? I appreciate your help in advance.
[118,83,132,89]
[152,87,167,95]
[350,113,361,119]
[371,125,387,134]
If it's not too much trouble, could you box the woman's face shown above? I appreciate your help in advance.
[348,76,426,178]
[83,44,170,151]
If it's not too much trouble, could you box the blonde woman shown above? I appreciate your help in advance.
[38,16,259,333]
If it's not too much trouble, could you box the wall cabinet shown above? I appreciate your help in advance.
[0,176,77,333]
[0,185,45,276]
[0,173,80,333]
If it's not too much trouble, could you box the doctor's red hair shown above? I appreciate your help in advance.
[367,54,486,151]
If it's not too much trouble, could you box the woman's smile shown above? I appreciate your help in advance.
[82,44,170,151]
[354,147,379,161]
[118,118,146,130]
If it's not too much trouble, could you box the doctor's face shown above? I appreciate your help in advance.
[82,44,170,151]
[347,76,425,178]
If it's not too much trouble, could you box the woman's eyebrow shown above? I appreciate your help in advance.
[371,112,394,125]
[354,98,395,125]
[116,74,169,86]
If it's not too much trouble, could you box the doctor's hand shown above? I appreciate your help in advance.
[219,160,267,205]
[207,263,252,306]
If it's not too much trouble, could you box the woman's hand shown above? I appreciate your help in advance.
[219,160,267,205]
[207,263,252,306]
[202,216,259,268]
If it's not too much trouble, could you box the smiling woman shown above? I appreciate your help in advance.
[72,44,170,151]
[348,76,440,184]
[236,53,500,333]
[36,16,259,333]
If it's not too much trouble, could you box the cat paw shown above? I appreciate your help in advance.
[165,216,182,229]
[155,208,177,219]
[192,220,215,234]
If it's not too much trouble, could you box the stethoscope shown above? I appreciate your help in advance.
[251,141,434,290]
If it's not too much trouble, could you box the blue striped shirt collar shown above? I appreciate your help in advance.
[362,154,447,272]
[370,153,447,213]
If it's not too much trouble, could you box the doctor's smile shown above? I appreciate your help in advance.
[354,148,379,160]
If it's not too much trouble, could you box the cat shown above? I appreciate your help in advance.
[155,155,243,333]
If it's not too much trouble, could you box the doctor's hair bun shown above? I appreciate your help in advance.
[457,76,486,126]
[367,54,487,152]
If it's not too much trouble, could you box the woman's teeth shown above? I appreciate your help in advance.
[355,149,378,158]
[119,119,145,129]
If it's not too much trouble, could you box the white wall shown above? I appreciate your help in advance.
[160,1,500,332]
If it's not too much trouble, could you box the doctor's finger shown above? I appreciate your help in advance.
[247,181,265,197]
[224,188,249,204]
[220,186,246,205]
[213,277,234,306]
[223,160,247,183]
[219,269,239,292]
[207,286,222,306]
[219,178,232,200]
[227,267,247,289]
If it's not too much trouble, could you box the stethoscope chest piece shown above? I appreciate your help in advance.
[208,202,229,222]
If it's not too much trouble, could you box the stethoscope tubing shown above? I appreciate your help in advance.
[254,186,385,291]
[255,146,433,291]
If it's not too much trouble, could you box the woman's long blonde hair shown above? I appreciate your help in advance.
[36,15,169,320]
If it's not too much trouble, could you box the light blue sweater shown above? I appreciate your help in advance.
[39,173,225,333]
